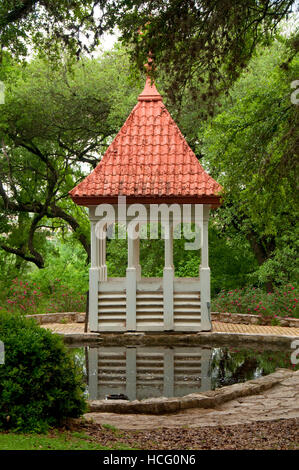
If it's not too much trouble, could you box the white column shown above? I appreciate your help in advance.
[89,220,100,331]
[99,231,107,282]
[163,222,174,330]
[133,234,141,281]
[200,205,211,331]
[126,232,137,331]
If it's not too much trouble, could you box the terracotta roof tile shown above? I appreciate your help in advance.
[70,78,222,206]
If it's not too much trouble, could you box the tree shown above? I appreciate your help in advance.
[0,0,106,58]
[201,37,299,288]
[0,46,142,269]
[0,2,296,111]
[105,1,296,111]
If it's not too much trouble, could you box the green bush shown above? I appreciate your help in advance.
[212,284,299,320]
[0,313,86,432]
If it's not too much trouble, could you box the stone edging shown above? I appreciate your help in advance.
[59,331,298,345]
[212,312,299,328]
[97,331,297,346]
[27,311,299,328]
[88,368,295,415]
[27,312,85,324]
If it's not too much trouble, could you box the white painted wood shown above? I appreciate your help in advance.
[173,325,202,332]
[126,268,137,331]
[164,222,173,268]
[163,267,174,330]
[201,205,210,269]
[136,325,164,331]
[127,232,134,268]
[89,268,100,331]
[200,267,211,330]
[98,300,126,307]
[137,278,163,291]
[136,300,164,307]
[98,278,126,292]
[99,236,107,282]
[199,205,212,331]
[136,293,163,299]
[173,278,200,292]
[133,230,141,281]
[163,221,174,330]
[98,289,126,331]
[88,202,213,333]
[98,324,126,332]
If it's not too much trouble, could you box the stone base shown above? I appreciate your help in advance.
[87,368,296,415]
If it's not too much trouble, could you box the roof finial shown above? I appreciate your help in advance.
[144,51,154,74]
[138,51,162,101]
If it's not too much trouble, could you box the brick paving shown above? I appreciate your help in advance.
[212,321,299,337]
[41,321,299,336]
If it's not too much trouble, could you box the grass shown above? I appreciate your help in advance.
[101,423,118,432]
[0,431,134,451]
[101,423,127,439]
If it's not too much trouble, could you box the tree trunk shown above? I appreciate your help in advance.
[246,231,275,292]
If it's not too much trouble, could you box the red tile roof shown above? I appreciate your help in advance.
[69,78,222,207]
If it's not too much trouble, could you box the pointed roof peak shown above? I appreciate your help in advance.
[138,76,162,101]
[69,74,222,208]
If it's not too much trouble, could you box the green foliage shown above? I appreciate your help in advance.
[0,241,87,314]
[28,241,89,297]
[201,38,299,287]
[0,431,134,450]
[211,346,298,389]
[0,33,297,298]
[212,284,298,320]
[208,225,257,295]
[0,312,86,432]
[105,1,295,118]
[106,224,257,296]
[2,277,86,315]
[4,278,42,314]
[0,46,141,269]
[0,1,102,59]
[43,280,86,314]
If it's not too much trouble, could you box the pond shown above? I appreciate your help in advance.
[69,344,297,401]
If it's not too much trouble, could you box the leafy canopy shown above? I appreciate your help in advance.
[0,46,142,269]
[201,37,299,286]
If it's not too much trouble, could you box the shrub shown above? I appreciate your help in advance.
[1,278,86,315]
[0,312,86,432]
[46,279,86,313]
[5,278,42,314]
[212,284,299,321]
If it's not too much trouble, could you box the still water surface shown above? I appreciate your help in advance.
[69,344,296,401]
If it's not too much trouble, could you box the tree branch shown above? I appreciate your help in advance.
[0,243,44,268]
[3,0,39,25]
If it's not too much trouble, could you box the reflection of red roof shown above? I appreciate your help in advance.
[69,78,222,207]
